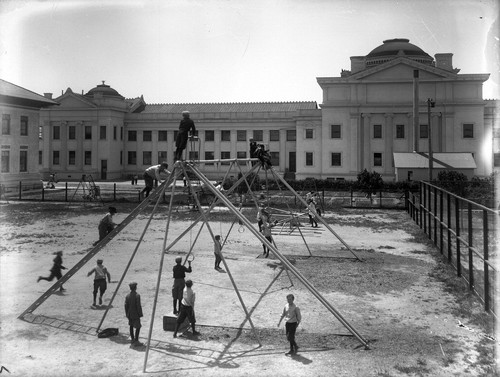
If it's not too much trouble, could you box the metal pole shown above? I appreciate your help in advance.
[428,98,433,181]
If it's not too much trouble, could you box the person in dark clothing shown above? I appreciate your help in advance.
[249,138,258,165]
[172,256,192,315]
[174,111,196,161]
[37,251,66,291]
[125,282,143,346]
[214,235,222,270]
[94,206,118,245]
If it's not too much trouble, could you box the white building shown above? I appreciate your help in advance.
[25,39,500,184]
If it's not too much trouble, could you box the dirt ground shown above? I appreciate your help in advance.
[0,201,497,377]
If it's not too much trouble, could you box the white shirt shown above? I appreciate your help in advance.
[182,286,196,307]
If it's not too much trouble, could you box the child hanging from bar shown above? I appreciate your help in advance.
[214,235,223,270]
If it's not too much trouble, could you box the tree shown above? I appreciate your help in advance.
[356,169,384,201]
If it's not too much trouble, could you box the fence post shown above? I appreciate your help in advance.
[379,190,382,208]
[467,202,474,290]
[423,183,427,234]
[114,183,117,202]
[65,182,68,202]
[447,193,452,262]
[483,210,490,312]
[439,190,443,254]
[455,196,461,277]
[18,181,22,200]
[433,186,437,245]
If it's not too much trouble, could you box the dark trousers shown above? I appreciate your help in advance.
[285,322,298,350]
[175,132,189,160]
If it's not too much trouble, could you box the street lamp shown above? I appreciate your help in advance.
[427,98,436,181]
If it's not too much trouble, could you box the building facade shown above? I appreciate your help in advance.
[32,39,498,183]
[0,79,58,189]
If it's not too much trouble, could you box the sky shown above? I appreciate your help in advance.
[0,0,498,104]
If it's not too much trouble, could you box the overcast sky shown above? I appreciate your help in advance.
[0,0,498,104]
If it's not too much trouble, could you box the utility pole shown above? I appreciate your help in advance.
[413,70,419,152]
[427,98,436,181]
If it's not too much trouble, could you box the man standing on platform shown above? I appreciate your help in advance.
[174,111,196,161]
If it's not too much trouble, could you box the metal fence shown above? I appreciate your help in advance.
[1,180,410,210]
[407,181,498,315]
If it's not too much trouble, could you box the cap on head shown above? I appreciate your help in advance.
[182,110,190,114]
[109,206,117,214]
[129,282,137,288]
[56,251,63,255]
[97,259,103,264]
[175,257,182,263]
[215,235,220,240]
[161,162,169,168]
[185,279,193,287]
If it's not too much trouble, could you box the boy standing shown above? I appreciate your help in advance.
[125,282,143,346]
[277,294,302,355]
[172,256,192,315]
[214,235,222,270]
[173,280,199,338]
[87,259,111,306]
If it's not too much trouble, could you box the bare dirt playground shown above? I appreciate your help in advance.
[0,201,497,377]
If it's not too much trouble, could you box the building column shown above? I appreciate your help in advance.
[279,129,287,169]
[349,115,359,175]
[384,113,394,175]
[361,113,371,170]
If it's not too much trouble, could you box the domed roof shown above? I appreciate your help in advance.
[365,38,433,67]
[84,81,123,98]
[367,38,431,58]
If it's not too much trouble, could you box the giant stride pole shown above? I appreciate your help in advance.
[188,163,370,349]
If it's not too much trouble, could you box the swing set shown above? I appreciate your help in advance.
[19,156,370,373]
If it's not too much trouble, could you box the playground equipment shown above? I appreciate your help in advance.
[71,174,103,203]
[19,155,370,373]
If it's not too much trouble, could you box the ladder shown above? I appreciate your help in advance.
[18,176,174,319]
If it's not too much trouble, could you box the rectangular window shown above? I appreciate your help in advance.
[39,125,43,139]
[396,124,405,139]
[305,129,314,139]
[237,130,246,141]
[120,127,123,140]
[53,151,60,165]
[158,131,168,142]
[158,151,168,163]
[270,130,280,141]
[113,126,117,140]
[221,130,231,141]
[253,130,263,141]
[463,123,474,138]
[330,124,341,139]
[20,116,28,136]
[39,150,43,165]
[68,126,76,140]
[1,150,9,172]
[494,153,500,167]
[205,130,214,141]
[128,151,137,165]
[305,152,313,166]
[85,126,92,140]
[19,150,27,172]
[2,114,10,135]
[100,126,106,140]
[68,151,76,165]
[143,151,152,165]
[120,151,123,165]
[188,151,199,160]
[143,130,152,142]
[128,130,137,142]
[204,151,214,165]
[237,151,247,165]
[84,151,91,165]
[373,124,382,139]
[287,130,296,141]
[331,152,341,166]
[270,151,279,166]
[374,152,382,166]
[221,151,231,165]
[53,125,60,140]
[419,124,428,139]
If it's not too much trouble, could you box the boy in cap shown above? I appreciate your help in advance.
[87,259,111,306]
[172,256,192,315]
[141,162,170,198]
[37,251,66,291]
[125,282,143,346]
[94,207,118,245]
[174,111,196,161]
[173,279,199,338]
